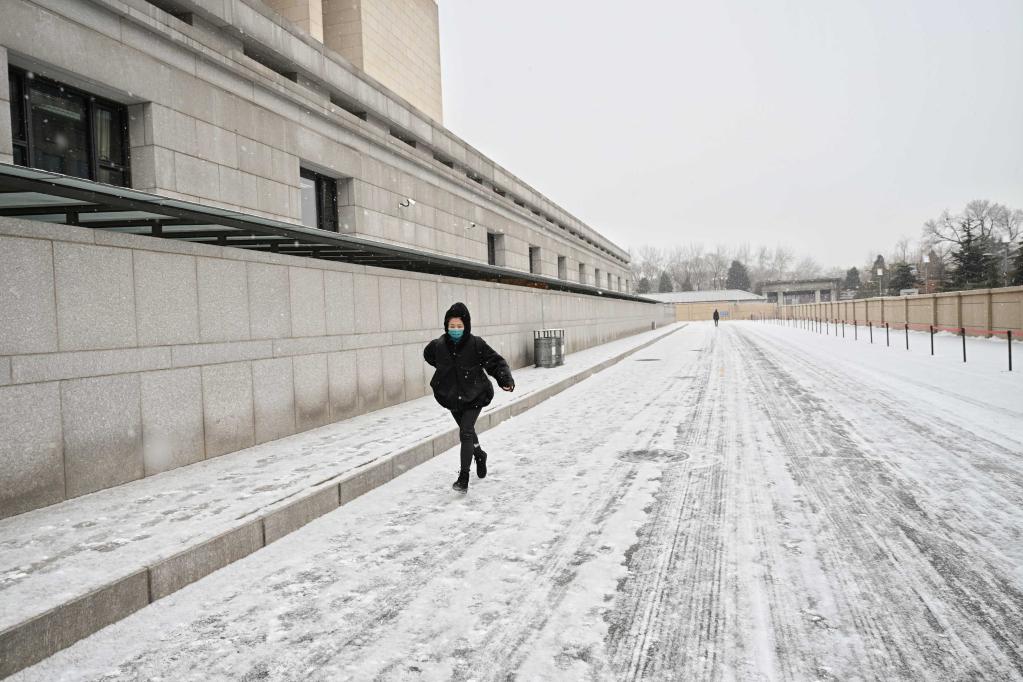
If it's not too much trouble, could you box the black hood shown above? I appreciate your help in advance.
[444,302,471,335]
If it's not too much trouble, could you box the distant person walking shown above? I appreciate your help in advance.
[713,309,720,327]
[424,302,514,493]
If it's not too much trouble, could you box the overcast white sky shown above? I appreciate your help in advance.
[437,0,1023,268]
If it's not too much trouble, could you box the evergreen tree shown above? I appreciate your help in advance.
[658,272,673,293]
[948,223,995,289]
[1011,241,1023,286]
[843,267,861,290]
[887,262,919,295]
[725,260,752,291]
[637,276,651,294]
[680,276,693,292]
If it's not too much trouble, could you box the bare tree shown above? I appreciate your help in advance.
[792,256,822,279]
[991,204,1023,243]
[770,245,794,280]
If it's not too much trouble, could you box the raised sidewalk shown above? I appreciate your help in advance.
[0,323,684,677]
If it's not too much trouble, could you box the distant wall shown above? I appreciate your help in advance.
[0,216,673,519]
[673,302,777,322]
[781,288,1023,334]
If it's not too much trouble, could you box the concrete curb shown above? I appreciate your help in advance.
[0,324,684,677]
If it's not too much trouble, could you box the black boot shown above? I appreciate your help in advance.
[474,445,488,479]
[452,469,469,493]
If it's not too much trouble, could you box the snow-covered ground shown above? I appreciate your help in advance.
[0,323,681,642]
[13,321,1023,681]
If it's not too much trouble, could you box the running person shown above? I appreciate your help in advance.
[424,302,514,493]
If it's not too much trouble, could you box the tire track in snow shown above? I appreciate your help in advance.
[604,328,729,679]
[732,325,1023,679]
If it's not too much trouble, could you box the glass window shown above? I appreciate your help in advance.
[9,72,24,143]
[300,172,318,228]
[300,168,339,231]
[97,166,127,186]
[29,81,90,179]
[94,106,125,165]
[8,68,130,186]
[317,175,338,231]
[487,232,497,265]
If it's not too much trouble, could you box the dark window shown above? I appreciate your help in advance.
[300,168,338,231]
[487,232,497,266]
[578,263,586,284]
[9,70,27,166]
[557,256,567,280]
[8,67,130,186]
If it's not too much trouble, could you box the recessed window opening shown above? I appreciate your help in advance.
[243,46,298,82]
[528,246,541,275]
[578,263,586,285]
[144,0,194,23]
[300,167,338,231]
[389,129,417,148]
[558,256,567,280]
[330,95,367,121]
[433,153,454,168]
[9,67,130,186]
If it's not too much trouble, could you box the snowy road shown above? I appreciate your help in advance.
[16,322,1023,681]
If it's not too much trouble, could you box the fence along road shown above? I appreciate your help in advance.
[13,322,1023,680]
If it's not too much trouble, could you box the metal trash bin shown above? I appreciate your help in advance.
[533,329,566,368]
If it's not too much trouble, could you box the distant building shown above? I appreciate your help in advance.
[645,290,765,304]
[760,279,842,305]
[645,290,774,322]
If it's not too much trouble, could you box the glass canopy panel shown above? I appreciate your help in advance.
[0,192,93,208]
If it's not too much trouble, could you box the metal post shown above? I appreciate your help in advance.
[1008,330,1013,372]
[930,325,934,356]
[885,322,890,347]
[905,323,909,350]
[842,321,845,338]
[961,328,967,363]
[854,320,858,340]
[869,322,873,344]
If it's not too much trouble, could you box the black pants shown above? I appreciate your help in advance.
[450,406,481,473]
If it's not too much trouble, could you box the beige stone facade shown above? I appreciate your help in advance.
[324,0,443,123]
[264,0,443,123]
[0,0,629,287]
[0,0,647,516]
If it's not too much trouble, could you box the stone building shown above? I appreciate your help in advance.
[0,0,668,518]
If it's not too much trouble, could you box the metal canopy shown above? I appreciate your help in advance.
[0,163,653,303]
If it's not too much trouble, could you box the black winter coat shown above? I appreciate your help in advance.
[423,333,513,410]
